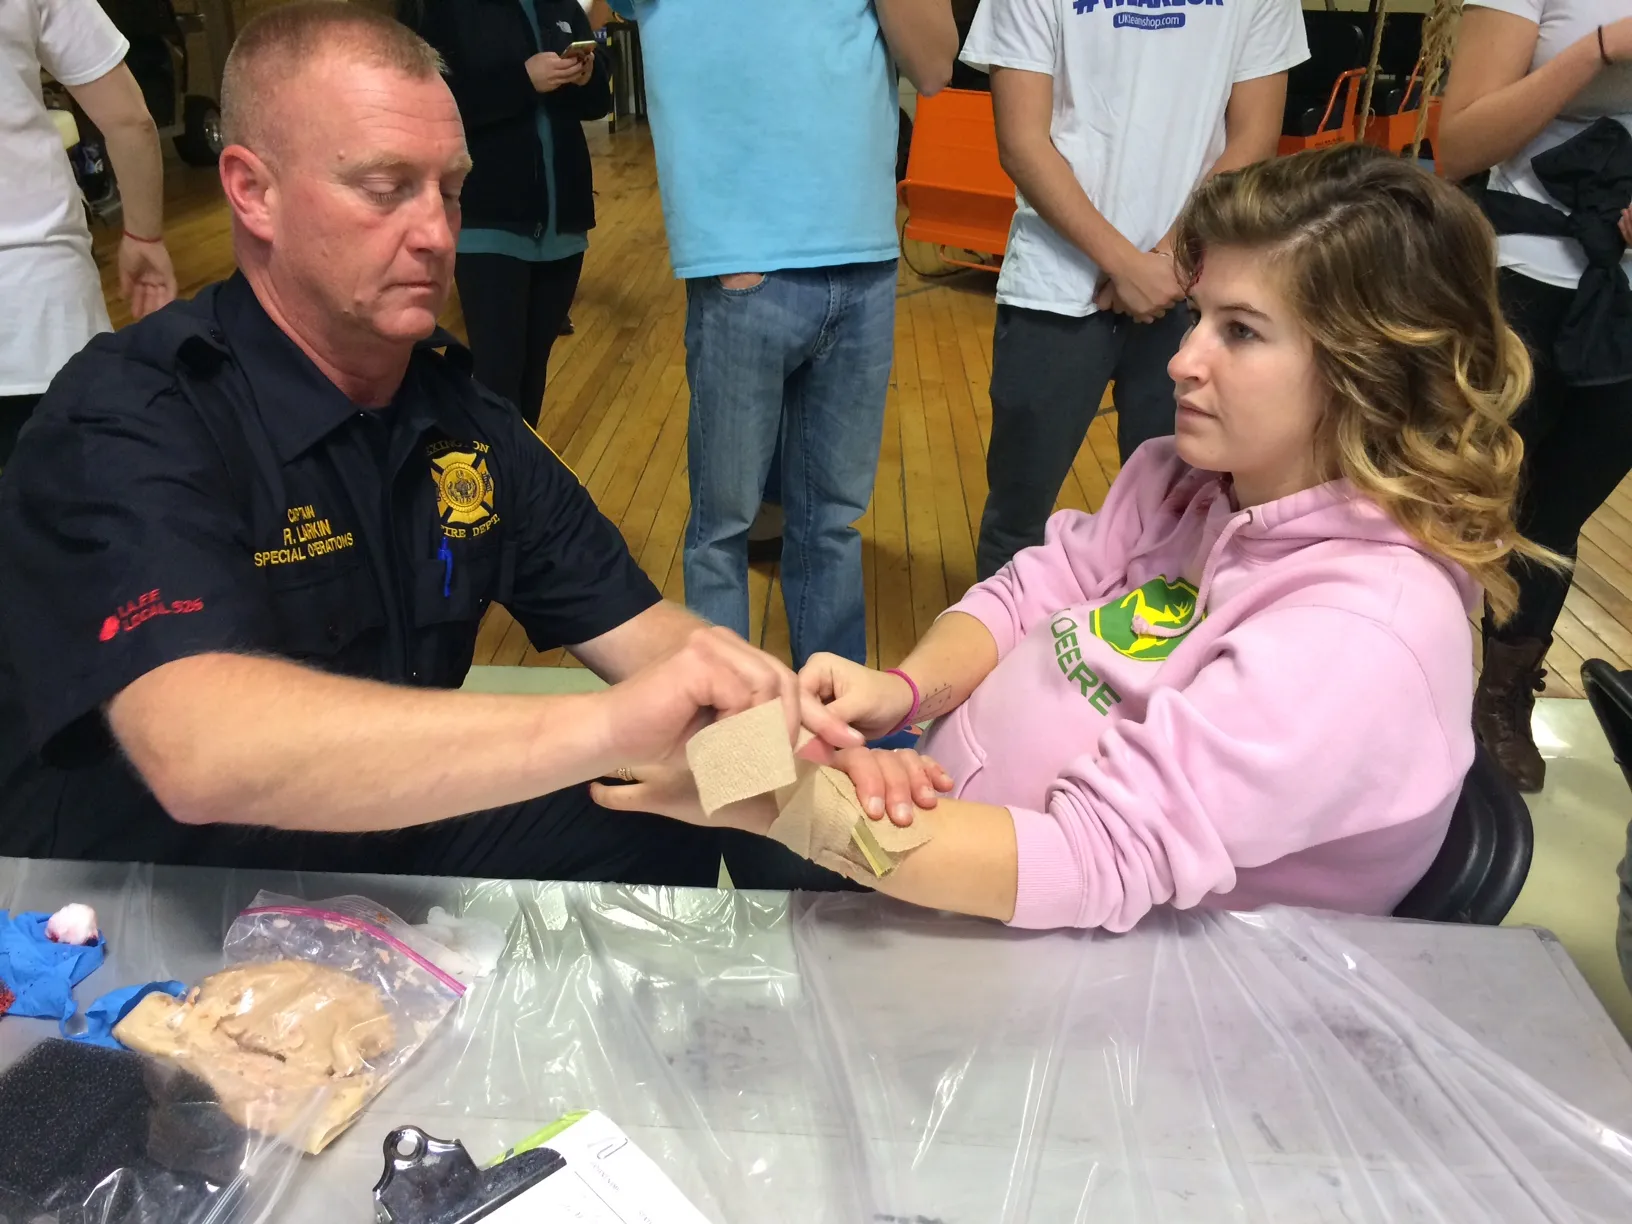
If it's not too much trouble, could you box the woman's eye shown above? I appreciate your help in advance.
[1226,320,1259,342]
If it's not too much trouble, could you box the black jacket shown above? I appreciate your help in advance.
[407,0,611,237]
[1477,117,1632,387]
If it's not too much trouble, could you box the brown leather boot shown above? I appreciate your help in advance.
[1475,635,1550,793]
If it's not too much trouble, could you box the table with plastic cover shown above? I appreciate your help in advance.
[2,855,1631,1223]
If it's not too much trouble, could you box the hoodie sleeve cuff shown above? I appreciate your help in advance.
[940,586,1020,659]
[1006,806,1090,930]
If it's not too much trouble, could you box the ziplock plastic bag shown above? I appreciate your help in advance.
[207,892,466,1152]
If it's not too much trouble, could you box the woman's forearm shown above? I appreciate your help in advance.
[895,611,1000,720]
[860,798,1019,921]
[1439,14,1605,182]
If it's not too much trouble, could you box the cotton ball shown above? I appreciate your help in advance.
[46,903,99,945]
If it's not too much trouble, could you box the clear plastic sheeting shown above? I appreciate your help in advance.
[0,860,1629,1222]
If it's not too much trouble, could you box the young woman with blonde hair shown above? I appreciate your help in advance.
[598,145,1553,930]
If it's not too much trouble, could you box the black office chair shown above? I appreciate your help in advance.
[1582,659,1632,793]
[1393,743,1534,924]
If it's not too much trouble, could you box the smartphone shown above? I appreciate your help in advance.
[566,39,597,58]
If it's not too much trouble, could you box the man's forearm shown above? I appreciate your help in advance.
[991,69,1140,277]
[875,0,958,96]
[102,116,165,237]
[1004,139,1140,273]
[570,599,706,684]
[1157,76,1285,253]
[69,65,166,238]
[895,611,999,721]
[109,654,620,832]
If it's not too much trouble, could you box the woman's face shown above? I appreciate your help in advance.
[1167,245,1328,507]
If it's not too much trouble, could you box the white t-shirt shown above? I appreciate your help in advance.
[1471,0,1632,289]
[961,0,1308,316]
[0,0,127,396]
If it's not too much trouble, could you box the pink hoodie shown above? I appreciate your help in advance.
[924,439,1476,931]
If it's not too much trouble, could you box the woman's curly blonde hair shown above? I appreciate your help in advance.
[1172,143,1558,622]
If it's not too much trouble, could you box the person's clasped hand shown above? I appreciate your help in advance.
[526,51,588,94]
[1096,247,1183,323]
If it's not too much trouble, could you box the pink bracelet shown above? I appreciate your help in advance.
[885,668,920,735]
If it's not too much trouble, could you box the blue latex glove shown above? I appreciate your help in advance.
[0,911,105,1022]
[67,980,187,1049]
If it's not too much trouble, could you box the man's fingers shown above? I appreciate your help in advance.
[799,690,863,752]
[589,779,650,811]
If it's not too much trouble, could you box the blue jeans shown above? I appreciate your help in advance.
[683,261,895,665]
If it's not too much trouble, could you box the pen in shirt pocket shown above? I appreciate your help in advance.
[438,536,453,598]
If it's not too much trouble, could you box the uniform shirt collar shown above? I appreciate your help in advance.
[214,272,470,463]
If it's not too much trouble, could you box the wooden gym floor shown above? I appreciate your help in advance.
[94,123,1632,697]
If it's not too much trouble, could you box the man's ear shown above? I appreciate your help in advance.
[219,145,277,244]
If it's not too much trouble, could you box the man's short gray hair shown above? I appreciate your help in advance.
[220,1,446,152]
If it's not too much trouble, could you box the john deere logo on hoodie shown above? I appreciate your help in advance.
[1092,576,1203,661]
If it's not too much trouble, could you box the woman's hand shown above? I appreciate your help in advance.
[589,760,778,835]
[830,745,955,827]
[799,653,916,739]
[526,51,586,93]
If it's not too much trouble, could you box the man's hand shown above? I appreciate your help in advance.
[597,626,864,773]
[526,51,586,93]
[589,760,780,834]
[799,652,916,739]
[1620,205,1632,248]
[1100,249,1184,322]
[118,236,177,320]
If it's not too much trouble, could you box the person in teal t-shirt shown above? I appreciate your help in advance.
[608,0,956,675]
[406,0,610,427]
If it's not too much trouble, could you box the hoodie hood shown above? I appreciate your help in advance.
[1133,474,1482,640]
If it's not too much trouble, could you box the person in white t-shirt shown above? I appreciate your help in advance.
[961,0,1307,579]
[1,0,177,465]
[1439,2,1632,794]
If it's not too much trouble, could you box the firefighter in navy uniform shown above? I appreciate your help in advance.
[0,3,858,880]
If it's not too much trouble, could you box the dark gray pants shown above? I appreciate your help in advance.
[976,305,1188,580]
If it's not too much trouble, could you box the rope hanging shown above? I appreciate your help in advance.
[1357,1,1390,141]
[1412,0,1464,160]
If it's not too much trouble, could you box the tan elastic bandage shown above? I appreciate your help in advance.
[768,762,935,878]
[685,701,936,877]
[685,699,798,816]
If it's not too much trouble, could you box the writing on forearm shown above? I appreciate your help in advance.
[917,681,958,721]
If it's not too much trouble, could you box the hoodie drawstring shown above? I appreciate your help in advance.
[1131,509,1253,639]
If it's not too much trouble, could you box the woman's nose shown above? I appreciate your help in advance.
[1168,323,1206,385]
